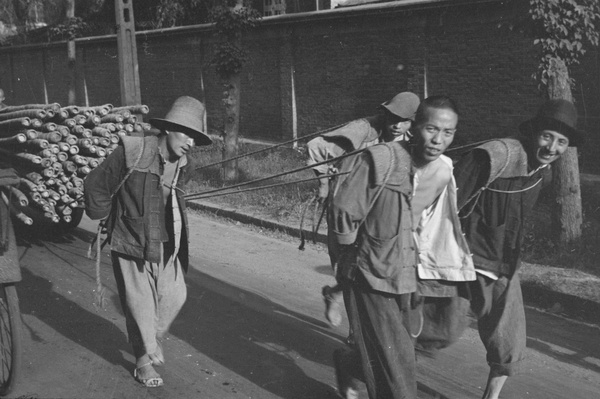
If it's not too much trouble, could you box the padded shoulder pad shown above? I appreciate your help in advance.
[321,117,380,150]
[121,135,159,173]
[476,138,529,183]
[366,142,412,188]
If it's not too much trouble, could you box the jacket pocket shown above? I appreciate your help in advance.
[359,233,403,279]
[114,215,145,247]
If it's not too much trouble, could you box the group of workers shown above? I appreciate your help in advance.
[83,91,584,399]
[307,92,583,399]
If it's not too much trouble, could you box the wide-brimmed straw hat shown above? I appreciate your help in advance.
[150,96,212,146]
[380,92,420,121]
[519,99,585,147]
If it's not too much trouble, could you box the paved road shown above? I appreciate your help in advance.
[6,212,600,398]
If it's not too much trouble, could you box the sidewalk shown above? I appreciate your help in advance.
[187,199,600,327]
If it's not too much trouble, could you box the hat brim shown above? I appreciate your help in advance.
[519,117,585,147]
[380,104,414,121]
[150,118,213,146]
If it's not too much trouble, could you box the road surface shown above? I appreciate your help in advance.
[5,212,600,398]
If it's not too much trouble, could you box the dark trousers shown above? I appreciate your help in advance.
[346,274,417,399]
[470,273,526,375]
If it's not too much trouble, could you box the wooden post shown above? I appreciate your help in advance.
[423,57,429,98]
[42,49,49,104]
[115,0,142,112]
[67,0,76,105]
[200,69,207,133]
[291,65,298,150]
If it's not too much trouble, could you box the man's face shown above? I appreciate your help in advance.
[531,130,569,167]
[382,113,412,142]
[413,107,457,164]
[166,130,195,160]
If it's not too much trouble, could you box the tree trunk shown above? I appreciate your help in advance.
[220,0,245,182]
[223,73,241,182]
[547,57,582,245]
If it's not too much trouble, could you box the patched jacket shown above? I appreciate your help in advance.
[454,138,551,276]
[331,142,416,295]
[84,136,191,270]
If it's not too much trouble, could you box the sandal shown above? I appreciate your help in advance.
[133,362,164,387]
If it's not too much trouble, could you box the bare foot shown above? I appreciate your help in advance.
[323,286,343,327]
[482,371,507,399]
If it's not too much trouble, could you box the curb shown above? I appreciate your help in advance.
[187,200,328,245]
[521,283,600,325]
[187,200,599,326]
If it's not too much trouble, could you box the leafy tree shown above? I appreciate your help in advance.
[529,0,600,246]
[209,0,260,181]
[153,0,212,28]
[0,0,110,44]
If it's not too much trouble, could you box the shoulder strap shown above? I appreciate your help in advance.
[88,138,146,309]
[111,138,146,199]
[360,142,395,225]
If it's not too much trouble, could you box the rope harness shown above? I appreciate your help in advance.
[80,131,515,308]
[458,140,547,219]
[87,139,146,309]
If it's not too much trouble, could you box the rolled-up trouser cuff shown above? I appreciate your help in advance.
[488,357,525,376]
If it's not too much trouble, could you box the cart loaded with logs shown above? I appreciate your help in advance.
[0,102,150,231]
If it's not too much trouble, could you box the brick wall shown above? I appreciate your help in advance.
[0,0,598,172]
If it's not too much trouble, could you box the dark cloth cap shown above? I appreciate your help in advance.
[380,92,420,121]
[519,99,585,147]
[150,96,212,146]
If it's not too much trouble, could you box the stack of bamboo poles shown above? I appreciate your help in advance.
[0,102,150,226]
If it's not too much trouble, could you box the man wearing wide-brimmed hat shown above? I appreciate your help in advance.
[85,96,212,388]
[453,99,584,399]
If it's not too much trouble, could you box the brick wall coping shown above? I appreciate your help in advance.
[0,0,501,53]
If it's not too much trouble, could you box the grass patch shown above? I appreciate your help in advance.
[186,139,318,224]
[521,182,600,277]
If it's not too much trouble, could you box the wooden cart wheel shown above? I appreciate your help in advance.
[0,283,22,396]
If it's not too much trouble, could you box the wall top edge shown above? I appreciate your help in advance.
[0,0,503,52]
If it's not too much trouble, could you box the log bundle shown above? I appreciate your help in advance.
[0,103,151,226]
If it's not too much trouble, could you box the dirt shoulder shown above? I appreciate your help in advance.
[520,263,600,325]
[188,199,600,327]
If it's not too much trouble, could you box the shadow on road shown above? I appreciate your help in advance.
[13,221,600,397]
[15,224,133,372]
[171,268,344,399]
[314,264,334,277]
[525,309,600,375]
[18,267,131,371]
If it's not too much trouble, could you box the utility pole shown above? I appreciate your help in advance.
[67,0,76,105]
[115,0,141,111]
